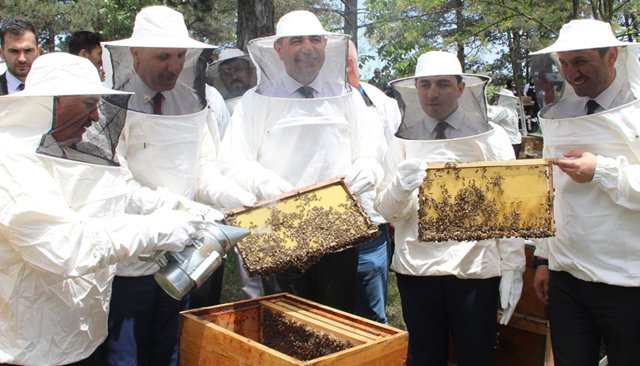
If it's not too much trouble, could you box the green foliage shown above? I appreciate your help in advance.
[363,0,640,84]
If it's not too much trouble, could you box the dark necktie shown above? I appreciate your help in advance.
[152,93,164,115]
[297,86,315,98]
[586,100,600,115]
[17,83,24,91]
[435,121,450,140]
[358,85,373,107]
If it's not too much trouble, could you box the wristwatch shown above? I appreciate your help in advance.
[532,256,549,268]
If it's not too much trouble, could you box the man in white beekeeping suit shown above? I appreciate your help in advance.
[0,52,203,366]
[530,19,640,366]
[488,88,523,158]
[346,40,400,324]
[207,48,257,123]
[218,10,385,313]
[374,51,525,365]
[100,6,256,365]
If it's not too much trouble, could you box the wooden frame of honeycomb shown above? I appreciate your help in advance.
[225,178,379,276]
[418,159,555,242]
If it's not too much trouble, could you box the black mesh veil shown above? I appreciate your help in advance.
[36,94,131,166]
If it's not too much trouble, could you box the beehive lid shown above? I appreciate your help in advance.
[418,159,555,242]
[225,178,379,276]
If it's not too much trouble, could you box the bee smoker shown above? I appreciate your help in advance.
[142,222,249,300]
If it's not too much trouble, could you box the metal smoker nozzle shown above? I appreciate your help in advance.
[217,223,251,245]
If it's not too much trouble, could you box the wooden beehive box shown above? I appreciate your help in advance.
[449,312,552,366]
[225,178,379,276]
[180,293,409,366]
[418,159,555,242]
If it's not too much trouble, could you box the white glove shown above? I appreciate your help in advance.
[216,184,257,210]
[255,174,294,200]
[393,159,427,193]
[499,269,523,324]
[138,210,203,252]
[345,168,375,196]
[175,198,224,222]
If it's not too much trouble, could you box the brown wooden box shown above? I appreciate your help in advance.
[180,293,408,366]
[449,313,553,366]
[225,178,379,276]
[418,159,554,242]
[517,244,547,319]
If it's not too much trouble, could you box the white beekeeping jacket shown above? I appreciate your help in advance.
[375,58,523,279]
[532,37,640,286]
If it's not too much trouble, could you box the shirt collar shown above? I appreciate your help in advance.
[592,72,623,110]
[6,71,23,94]
[282,72,323,97]
[133,76,161,107]
[425,107,464,134]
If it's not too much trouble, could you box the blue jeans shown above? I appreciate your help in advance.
[102,275,187,366]
[355,224,390,324]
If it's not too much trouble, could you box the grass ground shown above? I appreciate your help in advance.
[221,252,407,330]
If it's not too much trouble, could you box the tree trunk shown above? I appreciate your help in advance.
[509,29,524,96]
[237,0,274,52]
[343,0,358,49]
[455,0,465,71]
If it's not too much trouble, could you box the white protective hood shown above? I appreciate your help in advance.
[391,51,492,140]
[532,19,640,285]
[249,10,350,98]
[488,89,523,145]
[102,6,216,114]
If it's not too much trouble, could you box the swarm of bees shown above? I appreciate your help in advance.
[418,161,555,242]
[226,183,379,276]
[261,308,354,361]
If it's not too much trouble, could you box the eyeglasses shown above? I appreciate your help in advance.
[219,65,250,77]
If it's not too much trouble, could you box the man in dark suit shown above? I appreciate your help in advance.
[0,17,41,95]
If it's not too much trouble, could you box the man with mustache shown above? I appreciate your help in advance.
[219,10,384,312]
[101,6,255,366]
[0,16,41,95]
[206,48,256,125]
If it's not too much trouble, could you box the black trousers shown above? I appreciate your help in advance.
[396,273,499,366]
[549,270,640,366]
[276,246,358,313]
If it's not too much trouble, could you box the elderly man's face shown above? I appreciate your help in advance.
[558,47,617,99]
[52,96,100,147]
[416,75,465,121]
[0,31,40,82]
[219,58,253,97]
[274,35,326,85]
[131,47,186,92]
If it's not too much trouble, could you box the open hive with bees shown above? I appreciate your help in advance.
[225,178,379,276]
[180,293,408,365]
[418,159,555,242]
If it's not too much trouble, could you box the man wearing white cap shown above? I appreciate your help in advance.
[488,88,523,157]
[206,48,256,133]
[101,6,256,365]
[219,10,384,312]
[375,51,524,365]
[530,19,640,365]
[0,52,202,366]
